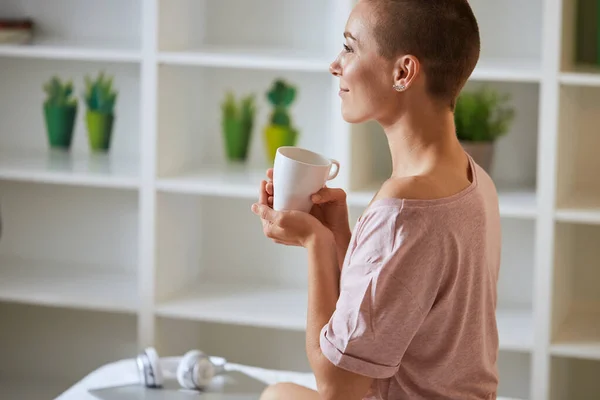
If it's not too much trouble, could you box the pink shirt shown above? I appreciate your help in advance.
[320,157,501,399]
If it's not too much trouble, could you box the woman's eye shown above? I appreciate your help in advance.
[343,43,352,52]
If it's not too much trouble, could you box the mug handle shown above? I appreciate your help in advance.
[327,159,340,180]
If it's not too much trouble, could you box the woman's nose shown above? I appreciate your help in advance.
[329,58,342,77]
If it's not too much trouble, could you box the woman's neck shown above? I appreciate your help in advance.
[380,101,464,179]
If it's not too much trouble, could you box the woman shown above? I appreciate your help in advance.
[251,0,501,399]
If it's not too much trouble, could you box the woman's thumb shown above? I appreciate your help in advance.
[312,187,345,203]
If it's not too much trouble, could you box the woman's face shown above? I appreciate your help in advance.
[329,1,397,124]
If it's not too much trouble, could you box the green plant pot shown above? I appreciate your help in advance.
[43,104,77,150]
[264,124,298,163]
[223,118,253,162]
[86,111,114,152]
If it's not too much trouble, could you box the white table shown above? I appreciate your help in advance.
[56,358,522,400]
[55,358,317,400]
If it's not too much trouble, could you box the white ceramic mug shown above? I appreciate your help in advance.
[272,146,340,213]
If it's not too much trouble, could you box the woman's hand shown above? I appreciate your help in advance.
[252,179,331,248]
[263,168,351,243]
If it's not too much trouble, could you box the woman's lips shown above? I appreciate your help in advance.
[339,88,349,95]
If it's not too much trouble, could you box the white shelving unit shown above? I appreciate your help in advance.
[0,0,598,399]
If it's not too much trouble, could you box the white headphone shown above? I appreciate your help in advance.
[136,347,227,390]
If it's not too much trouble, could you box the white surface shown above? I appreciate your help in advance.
[156,164,265,197]
[0,257,138,313]
[497,309,535,352]
[158,47,329,72]
[0,151,140,189]
[0,39,141,62]
[560,71,600,87]
[471,58,541,82]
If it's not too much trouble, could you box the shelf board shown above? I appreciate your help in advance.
[156,164,265,197]
[155,282,307,331]
[0,38,141,63]
[470,58,541,83]
[550,312,600,360]
[556,193,600,225]
[348,184,537,219]
[158,46,330,72]
[496,308,534,352]
[0,257,138,314]
[0,151,140,189]
[560,66,600,87]
[497,186,538,218]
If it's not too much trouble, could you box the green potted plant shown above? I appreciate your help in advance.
[221,91,256,162]
[83,71,118,152]
[454,86,515,172]
[263,79,299,163]
[43,76,78,150]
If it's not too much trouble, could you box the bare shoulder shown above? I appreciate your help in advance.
[373,173,472,203]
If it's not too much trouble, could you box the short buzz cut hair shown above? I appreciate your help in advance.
[368,0,481,108]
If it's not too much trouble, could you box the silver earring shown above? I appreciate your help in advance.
[393,84,406,92]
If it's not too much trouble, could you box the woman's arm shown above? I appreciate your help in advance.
[304,230,373,400]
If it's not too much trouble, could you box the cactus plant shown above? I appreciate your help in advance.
[221,91,257,162]
[264,79,299,162]
[83,71,118,152]
[42,76,78,150]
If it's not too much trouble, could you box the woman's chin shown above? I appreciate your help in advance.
[341,107,367,124]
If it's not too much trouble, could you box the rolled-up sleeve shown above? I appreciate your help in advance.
[319,205,442,379]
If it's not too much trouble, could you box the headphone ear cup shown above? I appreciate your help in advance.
[176,350,216,390]
[137,347,163,388]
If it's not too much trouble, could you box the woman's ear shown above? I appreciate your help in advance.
[392,55,420,91]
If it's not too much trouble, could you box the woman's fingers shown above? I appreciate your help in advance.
[259,180,269,205]
[266,182,274,196]
[311,187,347,204]
[267,168,273,180]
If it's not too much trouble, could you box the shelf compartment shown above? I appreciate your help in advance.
[560,0,600,75]
[0,58,141,162]
[156,317,309,372]
[469,0,542,67]
[155,283,307,331]
[497,352,531,400]
[0,303,138,398]
[550,356,600,400]
[0,0,141,60]
[0,181,139,313]
[551,222,600,361]
[556,85,600,220]
[156,64,335,177]
[550,312,600,360]
[158,0,336,59]
[155,194,309,301]
[0,257,138,314]
[0,150,139,189]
